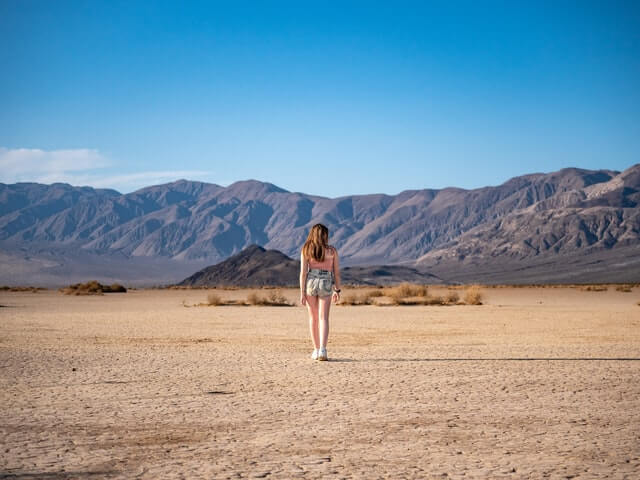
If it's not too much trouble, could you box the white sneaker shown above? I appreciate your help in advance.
[317,347,328,361]
[311,349,318,360]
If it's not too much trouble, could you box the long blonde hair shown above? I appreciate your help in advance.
[302,224,330,262]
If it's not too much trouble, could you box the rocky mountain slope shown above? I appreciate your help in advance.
[1,164,638,285]
[419,165,640,262]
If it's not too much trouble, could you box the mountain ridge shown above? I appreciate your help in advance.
[1,164,639,285]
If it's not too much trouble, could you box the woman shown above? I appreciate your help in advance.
[300,223,342,361]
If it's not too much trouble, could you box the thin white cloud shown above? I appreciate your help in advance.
[0,147,110,181]
[0,147,215,192]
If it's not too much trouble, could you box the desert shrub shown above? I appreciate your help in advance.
[246,290,291,306]
[387,296,415,306]
[395,283,412,297]
[382,283,431,305]
[390,295,444,306]
[399,297,424,305]
[107,283,127,293]
[580,285,608,292]
[60,280,127,295]
[463,285,483,305]
[339,294,358,305]
[391,283,428,298]
[615,285,632,293]
[0,286,45,292]
[206,293,223,306]
[388,294,411,305]
[348,283,485,307]
[247,292,261,305]
[268,290,288,304]
[445,290,460,304]
[339,293,372,306]
[60,281,99,295]
[391,297,411,305]
[425,295,445,305]
[82,280,102,293]
[388,290,403,305]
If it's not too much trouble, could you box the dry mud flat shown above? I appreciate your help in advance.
[1,287,639,479]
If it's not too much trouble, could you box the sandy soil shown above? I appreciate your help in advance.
[1,286,639,479]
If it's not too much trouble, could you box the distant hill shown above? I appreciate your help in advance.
[180,245,299,287]
[1,164,639,285]
[179,244,448,287]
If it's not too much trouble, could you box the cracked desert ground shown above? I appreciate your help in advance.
[1,286,639,479]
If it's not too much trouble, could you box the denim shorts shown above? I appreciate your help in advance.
[306,269,334,297]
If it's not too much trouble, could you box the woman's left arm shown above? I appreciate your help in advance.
[332,248,342,302]
[300,251,308,305]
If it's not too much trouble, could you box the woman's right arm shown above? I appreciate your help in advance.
[299,251,308,305]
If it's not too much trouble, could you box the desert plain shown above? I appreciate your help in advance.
[1,286,639,479]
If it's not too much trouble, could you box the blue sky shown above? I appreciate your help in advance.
[1,1,639,197]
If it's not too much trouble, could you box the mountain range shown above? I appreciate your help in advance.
[1,164,639,285]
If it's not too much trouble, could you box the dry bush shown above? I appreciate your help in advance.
[247,292,261,305]
[184,294,241,308]
[61,281,99,295]
[0,286,46,293]
[416,285,430,297]
[615,285,633,293]
[339,293,372,306]
[267,290,288,305]
[246,290,292,306]
[108,283,127,293]
[384,283,429,305]
[391,297,416,305]
[463,285,483,305]
[385,286,404,304]
[445,290,460,304]
[389,298,412,306]
[387,295,433,306]
[206,293,223,306]
[60,281,127,295]
[83,280,103,293]
[388,290,403,305]
[430,295,446,305]
[341,283,485,307]
[339,294,358,305]
[580,285,608,292]
[392,283,428,298]
[394,283,413,297]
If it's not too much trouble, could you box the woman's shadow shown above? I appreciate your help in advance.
[325,357,640,362]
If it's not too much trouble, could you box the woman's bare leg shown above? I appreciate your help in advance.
[306,295,320,349]
[318,295,332,348]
